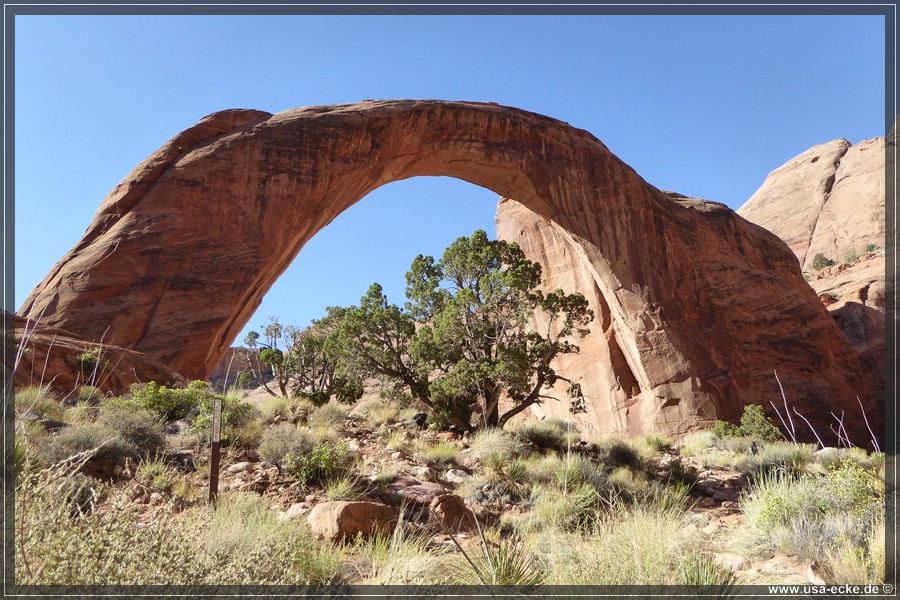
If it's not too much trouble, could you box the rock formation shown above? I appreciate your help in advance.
[18,100,879,445]
[737,137,887,417]
[737,138,885,273]
[9,314,182,397]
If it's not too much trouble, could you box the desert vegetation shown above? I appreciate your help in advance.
[13,379,890,588]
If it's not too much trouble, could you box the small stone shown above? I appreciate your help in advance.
[445,469,470,484]
[149,492,163,504]
[277,503,308,522]
[226,461,253,474]
[714,553,748,573]
[390,452,403,461]
[413,466,436,481]
[721,500,737,509]
[347,439,361,452]
[698,497,716,508]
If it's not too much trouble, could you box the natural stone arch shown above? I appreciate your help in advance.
[19,100,877,442]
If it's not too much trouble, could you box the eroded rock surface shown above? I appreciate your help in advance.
[737,137,887,418]
[18,100,878,444]
[737,138,885,273]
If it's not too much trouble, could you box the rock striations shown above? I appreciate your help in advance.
[737,137,887,418]
[18,100,880,445]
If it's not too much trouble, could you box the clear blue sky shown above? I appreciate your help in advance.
[13,13,886,347]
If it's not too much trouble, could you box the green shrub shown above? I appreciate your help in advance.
[363,398,402,427]
[679,553,737,589]
[136,456,176,493]
[17,470,346,585]
[286,441,355,488]
[76,347,102,376]
[97,405,166,458]
[531,483,603,532]
[77,386,103,405]
[711,419,740,439]
[130,380,213,422]
[823,459,882,519]
[738,404,781,442]
[864,243,879,254]
[663,458,700,491]
[258,424,314,472]
[640,433,673,453]
[844,249,859,264]
[812,252,834,271]
[712,404,781,442]
[451,528,544,586]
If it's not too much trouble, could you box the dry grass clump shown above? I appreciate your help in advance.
[16,471,345,585]
[416,440,460,467]
[363,398,402,427]
[16,385,65,421]
[514,419,578,452]
[469,427,525,462]
[532,489,727,586]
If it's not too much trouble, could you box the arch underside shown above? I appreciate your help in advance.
[19,100,878,442]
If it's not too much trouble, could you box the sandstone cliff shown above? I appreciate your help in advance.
[737,137,887,418]
[18,101,879,445]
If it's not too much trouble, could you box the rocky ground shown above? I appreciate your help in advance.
[92,404,820,586]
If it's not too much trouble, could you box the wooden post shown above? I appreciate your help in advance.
[208,395,223,505]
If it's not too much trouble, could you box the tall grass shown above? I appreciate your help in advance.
[16,470,345,585]
[533,491,719,585]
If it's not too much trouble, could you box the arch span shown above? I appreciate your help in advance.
[19,100,877,441]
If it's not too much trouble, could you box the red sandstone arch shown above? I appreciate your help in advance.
[18,100,878,442]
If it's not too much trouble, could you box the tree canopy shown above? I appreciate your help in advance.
[326,230,592,431]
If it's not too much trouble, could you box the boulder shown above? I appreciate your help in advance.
[305,500,395,541]
[430,494,477,531]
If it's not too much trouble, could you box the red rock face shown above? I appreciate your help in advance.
[18,100,879,445]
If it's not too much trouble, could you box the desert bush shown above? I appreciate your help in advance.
[259,395,291,422]
[36,405,164,465]
[522,453,566,485]
[77,385,103,405]
[130,380,213,422]
[678,553,737,589]
[323,473,365,501]
[469,427,525,462]
[258,424,315,472]
[812,252,834,270]
[286,441,355,488]
[307,402,348,431]
[384,431,415,455]
[97,405,166,458]
[354,518,447,584]
[662,458,700,491]
[76,347,102,376]
[741,442,816,479]
[530,483,603,532]
[417,440,460,467]
[554,454,608,493]
[740,462,883,566]
[678,430,717,457]
[712,404,782,442]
